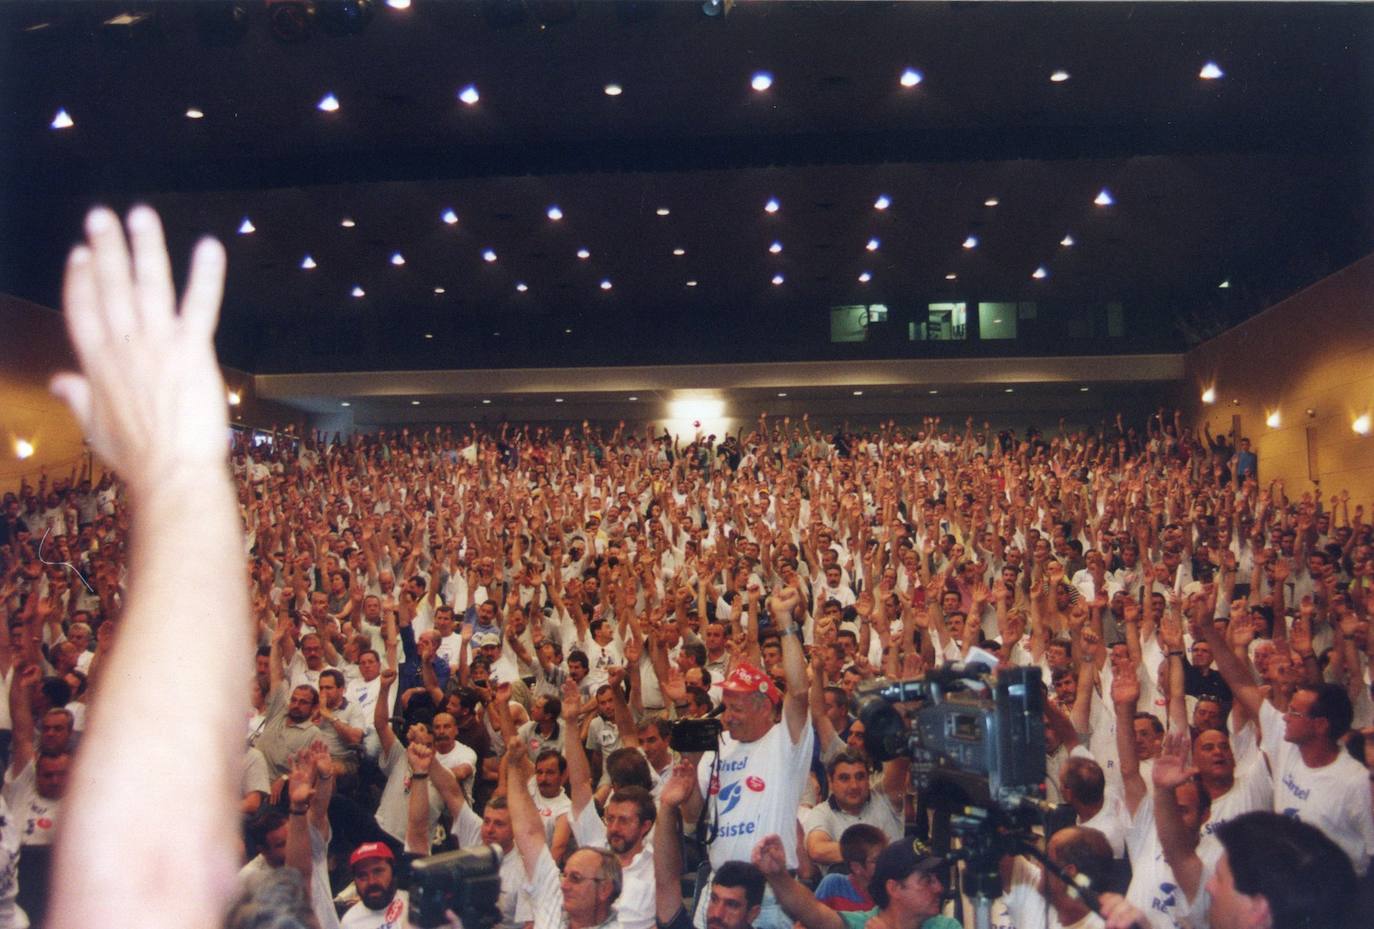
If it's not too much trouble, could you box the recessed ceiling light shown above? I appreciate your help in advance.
[317,93,340,113]
[1050,70,1070,83]
[686,280,698,287]
[238,217,256,235]
[764,198,780,214]
[1199,61,1224,80]
[656,207,671,216]
[554,398,565,403]
[1080,386,1090,392]
[672,248,686,256]
[482,399,491,404]
[411,400,421,406]
[546,205,563,221]
[458,84,480,105]
[600,279,613,290]
[1218,279,1231,289]
[865,237,880,251]
[515,282,528,292]
[340,217,356,228]
[899,68,923,87]
[928,389,939,395]
[50,108,74,130]
[340,401,351,407]
[577,248,591,259]
[874,195,891,210]
[858,272,871,283]
[1032,266,1049,280]
[771,274,784,285]
[604,83,623,96]
[1060,234,1075,247]
[993,318,1003,324]
[493,331,500,336]
[984,198,1000,207]
[852,390,864,397]
[390,252,406,266]
[386,0,411,9]
[351,285,365,298]
[564,328,573,334]
[185,107,205,120]
[962,235,978,249]
[423,333,433,340]
[945,273,958,280]
[442,208,458,225]
[769,241,783,254]
[433,286,446,294]
[482,249,497,262]
[300,255,317,270]
[628,396,638,401]
[777,392,788,398]
[1004,387,1015,393]
[1094,188,1115,206]
[751,71,774,92]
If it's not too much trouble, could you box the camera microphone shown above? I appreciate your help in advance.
[706,703,727,718]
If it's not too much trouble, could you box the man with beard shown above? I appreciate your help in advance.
[340,843,410,929]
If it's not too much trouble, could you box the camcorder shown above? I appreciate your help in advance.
[669,716,722,753]
[409,844,503,929]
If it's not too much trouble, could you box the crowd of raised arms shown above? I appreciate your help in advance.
[3,208,1373,929]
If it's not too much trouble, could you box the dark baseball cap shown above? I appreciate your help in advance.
[870,838,948,897]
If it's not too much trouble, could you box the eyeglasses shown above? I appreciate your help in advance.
[561,872,605,886]
[1283,709,1318,720]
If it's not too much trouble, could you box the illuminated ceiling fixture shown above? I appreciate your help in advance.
[185,107,205,120]
[1354,414,1371,436]
[546,205,563,221]
[1094,188,1115,206]
[340,401,351,407]
[482,249,497,262]
[351,285,365,298]
[656,207,671,216]
[771,273,784,285]
[1050,70,1070,83]
[238,217,256,235]
[1199,61,1224,80]
[1201,387,1217,404]
[984,198,1000,207]
[1004,387,1015,393]
[411,400,420,406]
[672,248,686,256]
[874,195,891,210]
[386,0,411,9]
[945,273,957,280]
[515,282,528,292]
[1060,234,1075,247]
[50,109,74,130]
[604,83,623,96]
[577,248,591,259]
[628,396,638,402]
[686,280,698,287]
[858,272,872,283]
[899,68,923,88]
[300,255,317,269]
[458,84,480,105]
[866,238,880,251]
[1032,266,1049,280]
[769,241,783,254]
[1080,387,1090,392]
[777,392,788,397]
[600,279,613,290]
[853,390,864,397]
[390,252,405,266]
[1266,411,1281,429]
[482,399,492,404]
[764,198,780,214]
[433,287,446,294]
[962,235,978,249]
[554,397,565,403]
[1218,279,1231,289]
[702,0,733,17]
[442,208,458,225]
[316,93,340,113]
[340,217,356,228]
[751,71,773,92]
[423,333,433,340]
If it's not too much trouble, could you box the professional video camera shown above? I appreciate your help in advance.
[409,844,503,929]
[858,663,1094,929]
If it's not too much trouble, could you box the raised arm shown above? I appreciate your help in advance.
[48,207,254,929]
[1111,665,1147,815]
[655,761,697,924]
[751,834,844,929]
[768,586,810,742]
[1151,730,1204,902]
[503,736,548,880]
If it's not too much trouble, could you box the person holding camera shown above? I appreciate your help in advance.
[681,586,812,929]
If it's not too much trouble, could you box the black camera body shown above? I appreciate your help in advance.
[409,844,503,929]
[858,664,1046,813]
[670,717,722,753]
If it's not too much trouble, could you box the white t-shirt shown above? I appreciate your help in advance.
[436,741,478,803]
[340,889,415,929]
[238,822,340,929]
[452,806,525,929]
[696,717,815,870]
[568,803,654,929]
[997,858,1104,929]
[1080,794,1129,860]
[0,795,25,929]
[374,741,444,843]
[1259,700,1374,875]
[528,778,572,844]
[1198,760,1272,841]
[2,762,59,847]
[1124,797,1209,929]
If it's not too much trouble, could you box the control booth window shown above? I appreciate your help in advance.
[910,302,966,341]
[830,304,888,343]
[978,302,1027,340]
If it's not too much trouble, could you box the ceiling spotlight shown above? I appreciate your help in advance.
[411,400,420,406]
[390,252,405,266]
[185,107,205,120]
[751,71,773,92]
[300,255,317,269]
[433,287,446,294]
[482,249,497,262]
[564,328,573,334]
[945,273,957,280]
[852,390,864,397]
[686,280,698,287]
[874,195,891,210]
[858,272,872,283]
[577,248,591,259]
[50,108,74,130]
[340,401,351,407]
[1094,188,1115,206]
[547,205,563,221]
[1079,386,1090,392]
[1201,387,1216,404]
[1218,279,1231,289]
[458,84,480,105]
[1266,411,1281,429]
[984,197,1000,207]
[777,392,788,398]
[554,398,565,404]
[702,0,731,17]
[928,389,939,395]
[442,208,458,225]
[1004,387,1015,394]
[628,395,639,402]
[672,248,686,256]
[423,333,434,340]
[1354,414,1371,436]
[386,0,411,8]
[764,198,780,214]
[771,273,784,285]
[1060,234,1075,247]
[1032,266,1049,280]
[600,279,613,290]
[865,238,880,251]
[340,217,356,228]
[227,390,241,406]
[515,282,528,292]
[604,83,623,96]
[656,207,671,216]
[482,399,492,404]
[962,235,978,249]
[1199,61,1224,80]
[238,217,256,235]
[1050,70,1070,83]
[317,93,340,113]
[899,68,923,88]
[351,285,365,298]
[769,241,783,254]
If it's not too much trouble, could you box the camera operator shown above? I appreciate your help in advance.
[681,587,812,929]
[998,827,1115,929]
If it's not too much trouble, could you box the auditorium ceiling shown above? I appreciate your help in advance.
[1,1,1371,378]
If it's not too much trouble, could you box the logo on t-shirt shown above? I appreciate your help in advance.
[717,781,744,815]
[745,776,766,792]
[384,897,404,925]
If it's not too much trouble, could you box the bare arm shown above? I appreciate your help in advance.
[752,834,845,929]
[1152,731,1204,901]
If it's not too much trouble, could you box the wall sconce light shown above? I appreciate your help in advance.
[1265,411,1280,429]
[1201,387,1216,404]
[1355,414,1371,436]
[1306,409,1317,418]
[14,440,34,460]
[227,390,242,407]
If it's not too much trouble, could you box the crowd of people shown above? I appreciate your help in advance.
[2,206,1373,929]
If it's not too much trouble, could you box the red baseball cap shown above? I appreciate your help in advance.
[349,842,395,869]
[721,663,782,706]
